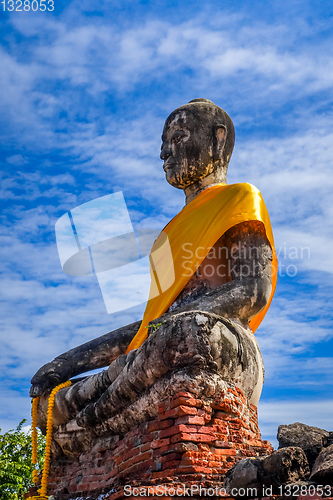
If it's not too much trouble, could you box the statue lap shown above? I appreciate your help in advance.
[39,311,264,456]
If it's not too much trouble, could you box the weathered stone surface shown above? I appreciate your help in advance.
[224,457,264,495]
[30,319,141,398]
[278,422,329,468]
[261,447,310,483]
[310,443,333,484]
[224,447,310,497]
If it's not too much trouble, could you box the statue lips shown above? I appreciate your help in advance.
[163,160,177,172]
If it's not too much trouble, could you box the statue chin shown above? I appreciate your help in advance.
[164,169,188,189]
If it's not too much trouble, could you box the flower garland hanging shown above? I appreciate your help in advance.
[30,380,72,500]
[31,396,39,486]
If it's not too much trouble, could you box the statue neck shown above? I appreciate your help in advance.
[184,170,227,205]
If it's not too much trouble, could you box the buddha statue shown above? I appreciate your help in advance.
[30,99,276,452]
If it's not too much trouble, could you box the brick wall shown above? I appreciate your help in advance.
[39,385,272,499]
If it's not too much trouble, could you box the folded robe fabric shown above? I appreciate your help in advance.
[126,182,277,353]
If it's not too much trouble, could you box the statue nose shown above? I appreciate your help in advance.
[160,144,171,161]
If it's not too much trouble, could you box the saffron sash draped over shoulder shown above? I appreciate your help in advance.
[126,183,277,353]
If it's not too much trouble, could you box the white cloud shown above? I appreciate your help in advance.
[1,11,333,149]
[0,388,32,433]
[0,170,79,203]
[258,399,333,448]
[6,155,29,166]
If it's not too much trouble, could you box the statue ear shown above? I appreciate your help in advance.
[213,125,227,160]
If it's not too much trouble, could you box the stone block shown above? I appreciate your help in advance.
[278,422,329,469]
[310,443,333,484]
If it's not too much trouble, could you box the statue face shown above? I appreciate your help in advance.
[160,110,214,189]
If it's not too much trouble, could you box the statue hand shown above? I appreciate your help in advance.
[30,357,72,397]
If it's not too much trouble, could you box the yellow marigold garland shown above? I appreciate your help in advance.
[31,397,39,485]
[30,380,72,500]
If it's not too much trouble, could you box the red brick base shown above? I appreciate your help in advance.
[36,385,273,499]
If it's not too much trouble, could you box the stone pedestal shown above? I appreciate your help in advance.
[44,385,272,499]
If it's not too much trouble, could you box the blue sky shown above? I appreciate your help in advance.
[1,0,333,447]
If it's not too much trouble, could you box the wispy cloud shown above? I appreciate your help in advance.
[2,11,333,145]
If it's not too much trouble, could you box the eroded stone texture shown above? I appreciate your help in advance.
[310,444,333,484]
[160,98,234,197]
[278,422,330,469]
[30,320,141,398]
[262,447,310,484]
[224,447,310,498]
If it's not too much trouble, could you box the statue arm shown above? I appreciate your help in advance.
[30,320,141,397]
[205,219,273,321]
[167,273,271,323]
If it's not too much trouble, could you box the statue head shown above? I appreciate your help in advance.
[160,98,235,193]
